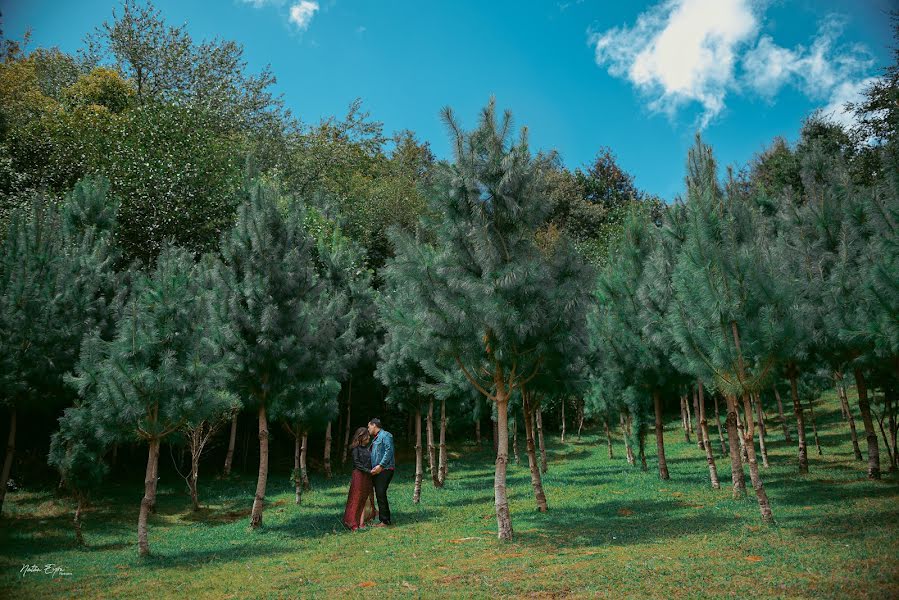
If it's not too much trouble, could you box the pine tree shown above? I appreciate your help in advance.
[215,182,349,528]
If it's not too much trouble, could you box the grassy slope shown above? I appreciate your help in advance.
[1,388,897,599]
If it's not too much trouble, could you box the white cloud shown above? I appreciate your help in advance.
[589,1,878,129]
[820,76,880,129]
[288,1,319,31]
[590,0,759,127]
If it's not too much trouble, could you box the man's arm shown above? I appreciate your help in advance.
[379,433,394,468]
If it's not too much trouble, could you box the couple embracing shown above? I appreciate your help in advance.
[342,418,394,531]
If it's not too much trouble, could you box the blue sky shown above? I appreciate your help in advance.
[2,0,894,200]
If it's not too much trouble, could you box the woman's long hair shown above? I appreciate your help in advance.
[350,427,370,449]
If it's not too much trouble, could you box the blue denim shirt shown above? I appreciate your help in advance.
[369,429,395,470]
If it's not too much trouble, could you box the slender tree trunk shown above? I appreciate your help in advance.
[622,413,635,466]
[788,369,809,474]
[426,399,437,487]
[413,408,423,503]
[740,393,775,524]
[512,417,520,466]
[755,392,768,438]
[294,430,302,505]
[713,393,726,456]
[250,401,269,529]
[475,420,481,447]
[74,495,85,546]
[603,419,614,459]
[0,405,17,516]
[138,438,161,557]
[438,398,447,485]
[697,382,720,489]
[875,399,895,472]
[724,394,746,498]
[680,396,690,443]
[324,422,333,479]
[806,397,822,456]
[577,402,585,440]
[752,393,770,468]
[536,404,548,474]
[522,390,548,512]
[223,412,238,476]
[836,372,863,460]
[653,390,670,480]
[560,400,566,443]
[638,429,648,471]
[684,392,693,435]
[493,375,513,541]
[774,387,792,443]
[189,443,201,511]
[300,431,309,490]
[735,406,749,462]
[887,391,898,472]
[692,389,702,452]
[853,368,881,479]
[341,379,352,465]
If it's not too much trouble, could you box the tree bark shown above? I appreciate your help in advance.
[438,398,447,485]
[853,368,881,479]
[806,397,822,456]
[413,408,423,503]
[835,372,863,460]
[603,419,614,459]
[638,428,648,471]
[713,393,726,456]
[324,422,333,479]
[138,438,161,557]
[652,390,670,480]
[294,430,302,505]
[475,419,481,447]
[223,412,238,476]
[774,387,792,443]
[492,417,498,455]
[74,495,85,546]
[522,390,548,512]
[724,394,746,498]
[693,383,718,489]
[341,378,352,465]
[560,400,566,443]
[512,416,520,466]
[740,393,775,524]
[752,393,770,468]
[887,391,898,472]
[735,405,749,462]
[684,392,693,435]
[300,431,310,490]
[680,395,690,443]
[536,404,548,474]
[250,401,269,528]
[692,389,702,452]
[426,399,437,487]
[577,401,585,440]
[789,369,809,474]
[493,375,513,541]
[622,413,635,466]
[0,405,17,516]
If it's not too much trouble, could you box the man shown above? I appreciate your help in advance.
[367,418,395,527]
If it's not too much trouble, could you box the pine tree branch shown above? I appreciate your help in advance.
[455,354,495,401]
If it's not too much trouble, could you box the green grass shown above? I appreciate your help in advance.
[2,388,897,599]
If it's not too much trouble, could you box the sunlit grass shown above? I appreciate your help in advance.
[1,388,897,598]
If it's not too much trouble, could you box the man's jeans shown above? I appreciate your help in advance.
[372,469,394,525]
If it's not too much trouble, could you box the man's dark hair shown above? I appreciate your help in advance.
[368,418,382,428]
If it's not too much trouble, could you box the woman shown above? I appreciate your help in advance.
[342,427,377,530]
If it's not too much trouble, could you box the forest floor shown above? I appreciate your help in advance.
[1,388,898,599]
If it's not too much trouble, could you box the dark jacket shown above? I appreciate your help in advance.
[352,446,372,473]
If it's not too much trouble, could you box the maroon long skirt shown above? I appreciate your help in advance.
[343,469,375,530]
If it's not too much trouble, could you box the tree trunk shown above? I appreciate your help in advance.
[755,392,768,438]
[680,395,690,443]
[74,495,85,546]
[138,438,161,557]
[684,392,693,435]
[713,393,726,456]
[638,429,648,471]
[603,419,614,459]
[300,431,310,490]
[0,405,17,516]
[492,417,498,455]
[512,417,520,466]
[250,401,269,529]
[774,387,792,443]
[697,382,720,489]
[522,390,548,512]
[653,390,670,480]
[475,419,481,447]
[576,402,585,440]
[740,393,775,524]
[223,412,238,476]
[294,430,302,505]
[438,398,447,485]
[560,400,566,443]
[887,391,898,472]
[324,422,333,479]
[493,376,513,541]
[622,413,635,466]
[189,441,201,511]
[789,369,809,474]
[341,378,352,465]
[426,399,437,487]
[536,405,548,474]
[752,393,770,468]
[692,389,702,451]
[853,368,881,479]
[724,394,746,498]
[806,397,822,456]
[413,408,423,503]
[835,372,863,460]
[735,406,749,462]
